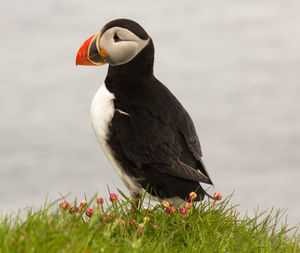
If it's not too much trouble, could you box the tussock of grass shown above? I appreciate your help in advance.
[0,192,299,253]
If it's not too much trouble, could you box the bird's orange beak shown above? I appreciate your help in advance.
[76,31,108,66]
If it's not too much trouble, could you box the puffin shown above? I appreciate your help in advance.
[76,18,213,206]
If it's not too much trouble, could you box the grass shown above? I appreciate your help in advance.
[0,191,299,253]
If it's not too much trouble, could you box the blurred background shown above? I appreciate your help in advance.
[0,0,299,225]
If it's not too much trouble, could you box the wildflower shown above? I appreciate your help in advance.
[77,205,84,212]
[213,192,222,207]
[102,213,109,221]
[130,219,136,225]
[161,200,170,208]
[180,208,187,215]
[97,197,104,207]
[120,219,125,226]
[85,208,93,217]
[214,192,222,201]
[184,202,191,209]
[144,208,151,212]
[109,193,118,202]
[97,197,104,211]
[153,225,158,229]
[143,216,150,224]
[59,201,70,210]
[189,192,197,202]
[80,200,87,207]
[166,206,176,214]
[97,197,104,205]
[136,223,144,233]
[69,206,76,214]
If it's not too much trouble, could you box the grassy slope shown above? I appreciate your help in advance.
[0,193,299,253]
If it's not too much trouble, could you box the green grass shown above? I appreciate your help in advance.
[0,192,299,253]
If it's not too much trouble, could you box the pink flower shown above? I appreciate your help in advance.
[180,208,187,215]
[136,223,144,233]
[109,193,118,202]
[130,219,136,225]
[85,208,93,217]
[213,192,222,207]
[80,200,87,207]
[97,197,104,205]
[77,205,83,212]
[184,202,191,209]
[166,206,176,214]
[102,214,109,221]
[189,192,197,202]
[153,225,158,229]
[214,192,222,201]
[69,206,76,214]
[59,201,70,210]
[120,219,125,226]
[161,200,170,208]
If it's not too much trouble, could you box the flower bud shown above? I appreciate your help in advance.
[189,192,197,201]
[85,208,93,217]
[80,200,87,207]
[166,206,176,214]
[69,206,76,214]
[184,202,191,209]
[143,216,150,224]
[59,201,70,210]
[136,223,144,233]
[180,208,187,215]
[214,192,222,201]
[120,219,125,226]
[109,193,118,202]
[161,200,170,208]
[97,197,104,205]
[129,219,136,225]
[102,214,109,221]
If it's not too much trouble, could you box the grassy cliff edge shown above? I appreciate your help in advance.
[1,192,299,253]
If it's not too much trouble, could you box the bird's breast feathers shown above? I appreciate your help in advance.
[90,83,115,142]
[90,83,141,195]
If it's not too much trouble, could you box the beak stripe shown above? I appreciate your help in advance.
[76,34,96,65]
[76,31,106,66]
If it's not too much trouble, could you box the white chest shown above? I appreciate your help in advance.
[90,83,141,196]
[90,83,115,144]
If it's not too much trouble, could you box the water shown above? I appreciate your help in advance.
[0,0,299,226]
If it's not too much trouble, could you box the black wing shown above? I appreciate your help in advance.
[110,79,213,185]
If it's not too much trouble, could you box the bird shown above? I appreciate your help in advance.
[76,18,213,206]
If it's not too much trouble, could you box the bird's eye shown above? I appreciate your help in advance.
[113,34,121,42]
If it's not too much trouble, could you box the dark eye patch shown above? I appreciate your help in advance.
[113,34,121,42]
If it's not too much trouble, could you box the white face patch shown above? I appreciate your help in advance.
[99,27,150,66]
